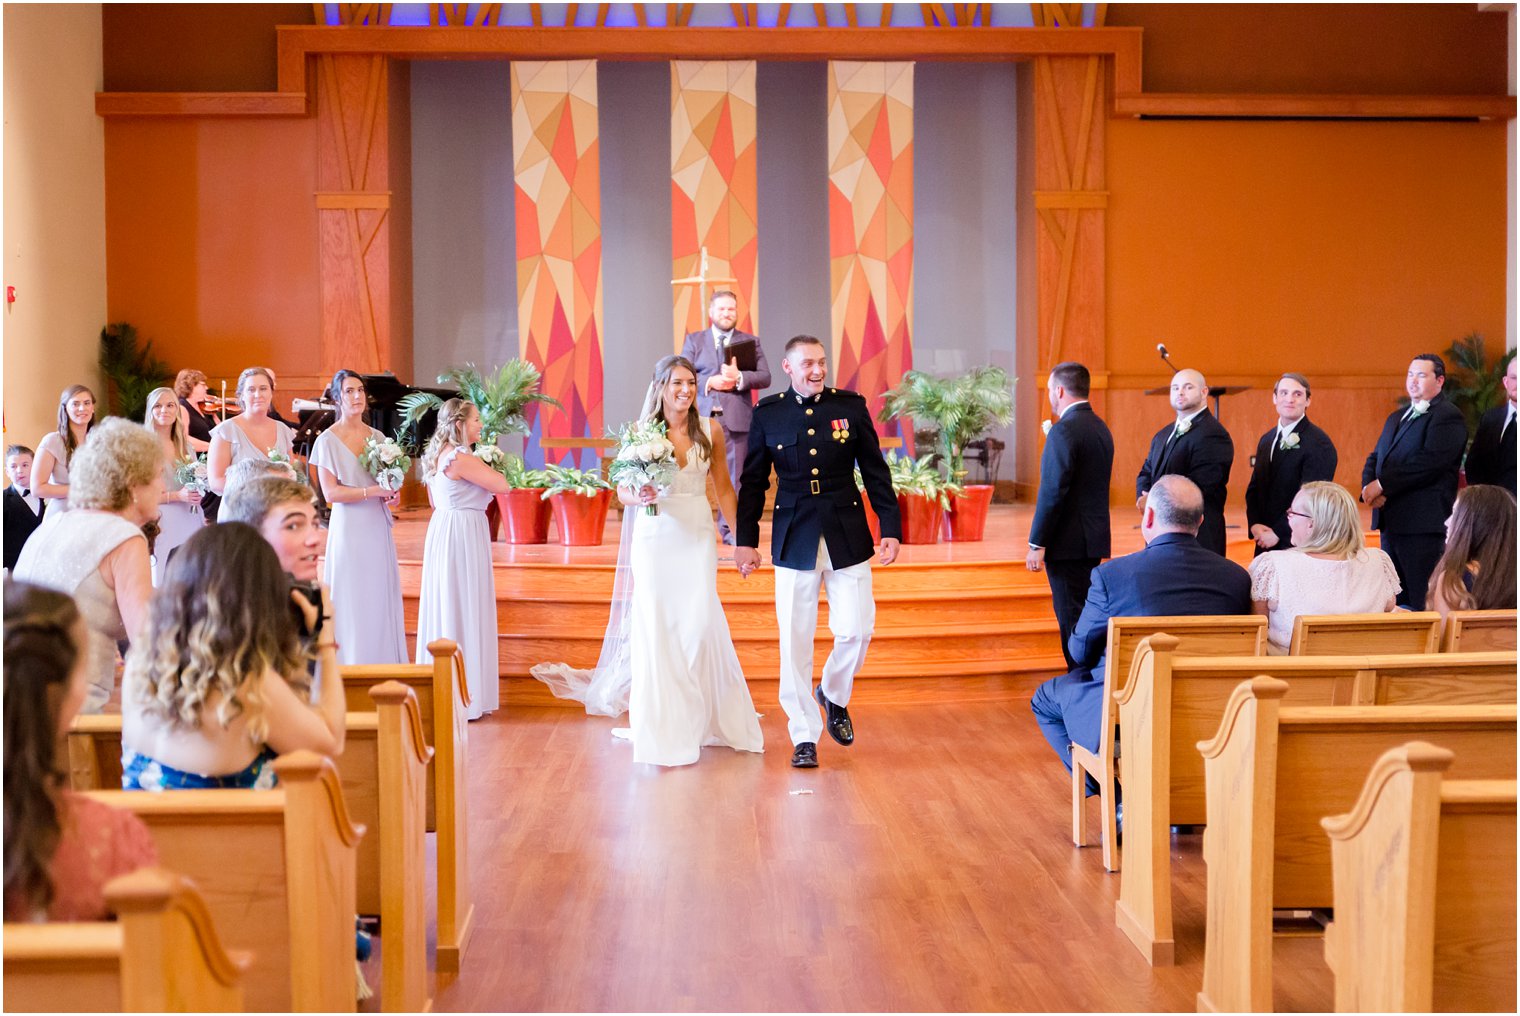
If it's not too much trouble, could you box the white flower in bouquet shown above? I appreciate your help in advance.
[475,444,507,468]
[360,434,412,491]
[173,454,210,498]
[607,418,680,515]
[265,448,306,485]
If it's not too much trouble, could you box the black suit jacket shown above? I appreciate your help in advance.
[1067,531,1254,687]
[1463,403,1516,495]
[1243,416,1338,551]
[1029,403,1114,561]
[679,328,772,433]
[3,487,45,571]
[1135,409,1235,555]
[1361,395,1467,533]
[737,386,901,571]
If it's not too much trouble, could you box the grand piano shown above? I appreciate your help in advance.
[291,372,456,457]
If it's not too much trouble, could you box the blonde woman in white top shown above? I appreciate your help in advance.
[1247,480,1400,653]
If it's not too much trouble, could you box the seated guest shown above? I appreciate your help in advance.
[173,369,215,453]
[1247,481,1400,654]
[13,419,161,713]
[4,580,157,921]
[32,384,98,515]
[206,367,294,496]
[4,445,45,572]
[120,523,344,789]
[1427,484,1517,620]
[220,476,322,584]
[1463,357,1516,495]
[1031,476,1253,786]
[1244,373,1337,555]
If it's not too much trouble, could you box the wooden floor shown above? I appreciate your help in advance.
[374,677,1336,1013]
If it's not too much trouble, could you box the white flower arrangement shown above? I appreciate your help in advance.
[1175,418,1193,436]
[173,453,210,498]
[474,443,508,469]
[1279,431,1300,451]
[1410,399,1431,417]
[359,434,412,491]
[607,417,679,516]
[1041,419,1053,436]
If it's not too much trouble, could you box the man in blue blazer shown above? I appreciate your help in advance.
[680,290,772,544]
[1135,369,1234,556]
[1027,361,1114,669]
[1360,353,1468,610]
[1030,475,1253,787]
[1244,373,1338,555]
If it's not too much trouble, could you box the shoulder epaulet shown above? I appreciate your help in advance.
[761,392,788,405]
[828,387,866,401]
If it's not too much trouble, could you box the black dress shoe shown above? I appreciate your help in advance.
[791,742,818,768]
[814,686,854,746]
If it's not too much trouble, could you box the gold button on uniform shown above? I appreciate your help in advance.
[807,428,815,435]
[811,468,819,475]
[809,448,817,456]
[777,444,783,450]
[805,408,813,416]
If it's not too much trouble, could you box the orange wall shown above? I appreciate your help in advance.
[103,3,310,92]
[104,117,324,398]
[1103,117,1509,500]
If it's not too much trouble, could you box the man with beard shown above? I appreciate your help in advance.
[1136,369,1235,556]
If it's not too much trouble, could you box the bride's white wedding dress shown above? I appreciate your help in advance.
[532,420,764,767]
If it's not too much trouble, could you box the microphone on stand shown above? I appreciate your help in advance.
[1157,343,1179,374]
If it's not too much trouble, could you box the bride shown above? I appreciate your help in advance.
[532,355,764,767]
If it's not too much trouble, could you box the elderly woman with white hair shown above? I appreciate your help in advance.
[1247,479,1400,654]
[13,417,164,711]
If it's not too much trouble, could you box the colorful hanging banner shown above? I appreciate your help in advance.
[827,61,915,436]
[511,60,604,467]
[670,60,759,349]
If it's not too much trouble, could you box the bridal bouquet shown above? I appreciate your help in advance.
[173,453,210,499]
[474,443,509,472]
[360,434,411,491]
[607,418,679,516]
[266,448,307,485]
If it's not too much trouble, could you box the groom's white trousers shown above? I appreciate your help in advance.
[774,536,876,746]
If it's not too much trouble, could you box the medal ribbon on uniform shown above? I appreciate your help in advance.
[832,418,850,442]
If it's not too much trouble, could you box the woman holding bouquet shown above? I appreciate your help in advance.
[533,355,763,766]
[206,367,295,495]
[309,370,408,665]
[142,387,204,584]
[417,398,513,720]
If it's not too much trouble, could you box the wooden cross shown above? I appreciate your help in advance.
[671,245,738,317]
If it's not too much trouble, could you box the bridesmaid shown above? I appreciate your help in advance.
[142,387,204,585]
[415,399,511,720]
[33,384,98,515]
[309,370,408,665]
[206,367,295,495]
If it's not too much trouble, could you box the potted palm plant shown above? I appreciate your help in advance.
[886,453,963,545]
[879,365,1013,542]
[541,464,614,546]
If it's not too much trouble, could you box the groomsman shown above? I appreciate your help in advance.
[4,445,45,572]
[1244,373,1338,555]
[1136,368,1234,556]
[1463,356,1516,495]
[1026,362,1114,670]
[734,336,901,769]
[681,290,772,544]
[1361,353,1467,610]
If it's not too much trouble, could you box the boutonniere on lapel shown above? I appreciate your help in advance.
[1410,400,1431,417]
[1278,431,1300,451]
[1041,419,1053,436]
[1175,418,1193,436]
[831,418,850,443]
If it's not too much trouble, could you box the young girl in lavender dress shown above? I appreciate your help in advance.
[415,399,512,720]
[309,370,408,666]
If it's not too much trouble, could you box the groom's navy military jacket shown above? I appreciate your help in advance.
[736,385,901,571]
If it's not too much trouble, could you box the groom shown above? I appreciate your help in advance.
[734,335,902,768]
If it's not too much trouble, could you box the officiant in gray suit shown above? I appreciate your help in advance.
[681,289,772,544]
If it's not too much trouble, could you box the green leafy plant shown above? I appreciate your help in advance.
[539,463,612,500]
[98,322,172,421]
[497,453,553,489]
[398,360,562,445]
[1439,332,1516,444]
[886,452,964,511]
[878,366,1014,481]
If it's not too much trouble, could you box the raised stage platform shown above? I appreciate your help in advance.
[389,504,1293,694]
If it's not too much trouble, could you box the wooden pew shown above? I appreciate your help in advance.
[340,639,473,972]
[84,752,364,1012]
[1069,615,1267,873]
[1194,679,1517,1012]
[1288,611,1440,655]
[1439,608,1518,653]
[3,868,251,1012]
[1322,742,1517,1013]
[1114,643,1517,964]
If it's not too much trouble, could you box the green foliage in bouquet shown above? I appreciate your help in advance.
[397,359,562,445]
[539,463,612,500]
[99,322,172,421]
[886,452,964,512]
[878,366,1014,481]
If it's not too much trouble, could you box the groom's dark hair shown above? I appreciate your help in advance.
[784,335,826,357]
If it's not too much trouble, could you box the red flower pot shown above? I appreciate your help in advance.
[549,489,613,546]
[485,496,502,541]
[896,492,944,545]
[496,489,552,544]
[861,494,882,544]
[945,484,995,542]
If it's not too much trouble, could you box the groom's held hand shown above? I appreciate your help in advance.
[734,546,761,578]
[878,537,900,566]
